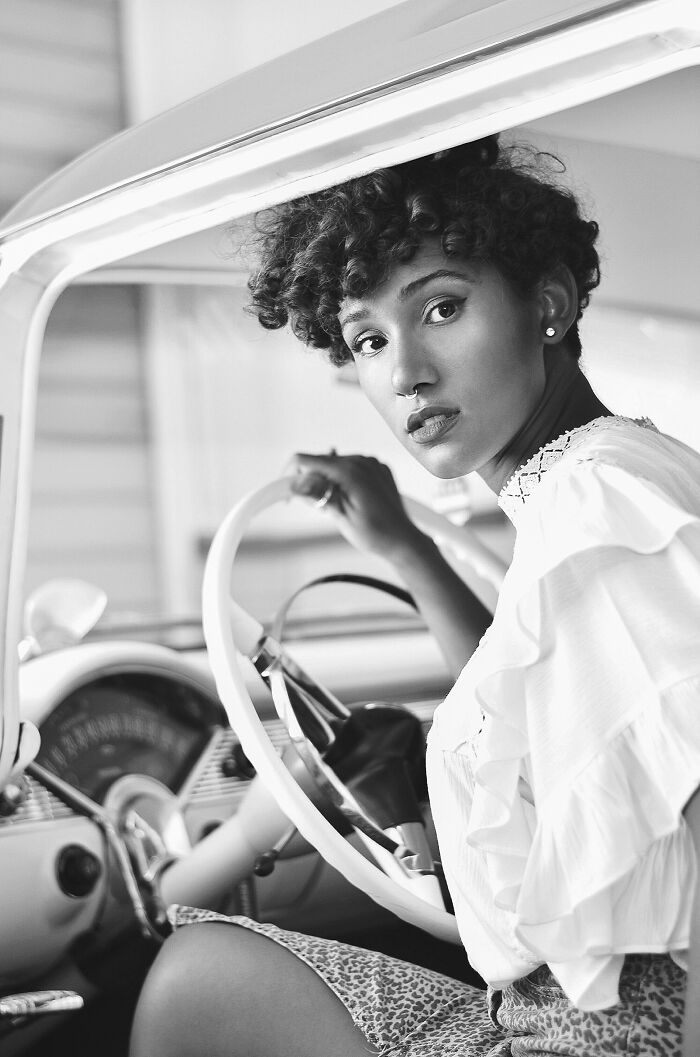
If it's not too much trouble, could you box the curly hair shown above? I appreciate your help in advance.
[248,136,600,366]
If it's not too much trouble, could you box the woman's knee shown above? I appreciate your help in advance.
[129,921,376,1057]
[129,923,254,1057]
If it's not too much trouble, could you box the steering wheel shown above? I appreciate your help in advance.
[201,476,506,943]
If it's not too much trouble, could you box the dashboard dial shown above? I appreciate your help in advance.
[36,675,215,802]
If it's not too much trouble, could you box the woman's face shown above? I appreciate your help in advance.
[339,242,547,480]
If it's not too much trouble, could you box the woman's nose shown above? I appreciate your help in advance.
[391,334,437,398]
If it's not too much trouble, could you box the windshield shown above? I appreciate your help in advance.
[25,67,700,645]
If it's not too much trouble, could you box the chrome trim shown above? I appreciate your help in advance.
[0,773,74,827]
[0,0,656,242]
[0,990,83,1019]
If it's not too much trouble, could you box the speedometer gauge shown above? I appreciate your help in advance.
[36,675,214,802]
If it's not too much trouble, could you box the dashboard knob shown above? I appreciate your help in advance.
[0,776,30,816]
[56,844,102,898]
[253,849,278,877]
[220,743,256,780]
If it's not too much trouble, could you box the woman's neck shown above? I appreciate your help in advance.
[481,349,612,495]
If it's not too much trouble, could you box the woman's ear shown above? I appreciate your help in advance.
[537,265,578,346]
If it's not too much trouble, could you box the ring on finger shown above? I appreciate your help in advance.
[314,481,336,509]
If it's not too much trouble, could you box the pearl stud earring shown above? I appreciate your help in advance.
[545,326,556,338]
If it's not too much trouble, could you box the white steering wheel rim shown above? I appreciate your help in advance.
[202,477,506,943]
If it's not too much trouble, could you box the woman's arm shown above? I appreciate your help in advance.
[378,527,491,679]
[683,787,700,1057]
[292,453,492,678]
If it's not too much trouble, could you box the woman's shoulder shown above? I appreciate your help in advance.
[568,415,700,480]
[532,416,700,513]
[553,416,700,523]
[507,415,700,577]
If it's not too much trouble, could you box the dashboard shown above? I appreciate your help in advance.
[0,632,448,1002]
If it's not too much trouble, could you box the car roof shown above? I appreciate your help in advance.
[0,0,632,232]
[0,0,694,285]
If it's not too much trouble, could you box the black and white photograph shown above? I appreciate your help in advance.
[0,1,698,1054]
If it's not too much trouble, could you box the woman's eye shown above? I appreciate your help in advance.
[425,299,459,323]
[353,334,386,356]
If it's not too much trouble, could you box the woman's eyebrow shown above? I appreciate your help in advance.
[338,308,369,329]
[339,268,474,329]
[399,268,473,301]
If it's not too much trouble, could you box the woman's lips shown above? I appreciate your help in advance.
[405,405,460,445]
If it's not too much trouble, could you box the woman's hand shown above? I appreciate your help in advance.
[291,450,491,676]
[290,452,426,562]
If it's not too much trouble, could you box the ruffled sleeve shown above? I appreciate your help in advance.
[429,448,700,1010]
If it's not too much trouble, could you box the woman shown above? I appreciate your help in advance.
[130,137,700,1055]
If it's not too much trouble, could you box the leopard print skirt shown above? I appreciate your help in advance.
[169,907,685,1056]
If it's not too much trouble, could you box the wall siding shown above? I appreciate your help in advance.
[0,0,123,216]
[26,286,159,618]
[2,4,160,620]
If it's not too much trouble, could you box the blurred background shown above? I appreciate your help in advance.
[2,0,698,630]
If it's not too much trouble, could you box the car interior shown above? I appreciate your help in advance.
[0,2,697,1054]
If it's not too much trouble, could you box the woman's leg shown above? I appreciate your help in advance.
[129,922,378,1057]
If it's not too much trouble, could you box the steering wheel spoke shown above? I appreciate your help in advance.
[269,669,403,855]
[355,823,447,912]
[253,641,348,751]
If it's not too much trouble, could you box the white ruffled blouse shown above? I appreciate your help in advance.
[426,415,700,1010]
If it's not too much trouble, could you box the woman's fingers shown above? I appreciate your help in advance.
[290,454,349,513]
[291,453,387,525]
[287,452,424,560]
[292,451,346,481]
[290,452,356,503]
[291,469,331,498]
[292,452,387,487]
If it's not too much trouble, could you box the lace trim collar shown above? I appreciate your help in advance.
[498,415,656,523]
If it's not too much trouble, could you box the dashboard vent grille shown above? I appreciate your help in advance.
[187,702,436,806]
[0,775,75,827]
[187,720,291,804]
